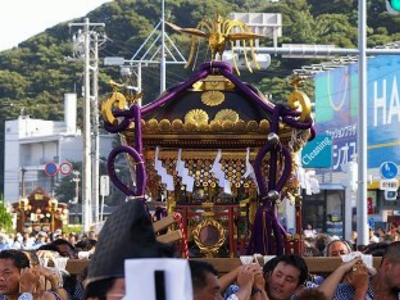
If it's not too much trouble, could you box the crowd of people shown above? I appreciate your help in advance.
[192,238,400,300]
[0,207,399,300]
[0,230,97,254]
[0,228,98,300]
[302,223,397,258]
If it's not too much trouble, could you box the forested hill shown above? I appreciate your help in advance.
[0,0,399,123]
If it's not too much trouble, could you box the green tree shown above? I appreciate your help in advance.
[0,199,13,233]
[0,70,30,99]
[54,162,82,204]
[314,14,357,47]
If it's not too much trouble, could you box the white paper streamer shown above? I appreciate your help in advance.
[155,147,175,191]
[176,149,195,192]
[243,147,258,191]
[210,149,231,194]
[296,166,320,195]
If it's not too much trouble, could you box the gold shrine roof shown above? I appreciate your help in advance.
[118,74,308,150]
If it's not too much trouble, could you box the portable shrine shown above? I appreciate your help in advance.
[101,14,315,257]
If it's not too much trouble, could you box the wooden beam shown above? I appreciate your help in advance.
[192,257,383,275]
[60,257,383,276]
[153,215,177,233]
[156,230,182,244]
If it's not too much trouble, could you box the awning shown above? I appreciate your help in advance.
[318,183,345,190]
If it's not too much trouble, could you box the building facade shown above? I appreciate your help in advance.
[301,55,400,239]
[4,93,114,208]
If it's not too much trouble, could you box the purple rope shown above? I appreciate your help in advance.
[106,103,147,197]
[103,108,133,133]
[246,206,268,254]
[107,145,146,198]
[276,146,293,191]
[267,105,283,192]
[247,104,295,254]
[272,215,285,255]
[254,143,273,201]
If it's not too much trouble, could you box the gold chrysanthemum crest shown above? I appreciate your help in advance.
[201,91,225,106]
[185,109,209,125]
[214,109,239,122]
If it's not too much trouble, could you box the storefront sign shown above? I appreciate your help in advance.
[380,179,399,191]
[301,135,332,168]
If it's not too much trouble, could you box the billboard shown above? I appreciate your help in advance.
[301,135,332,168]
[315,64,358,172]
[367,56,400,167]
[314,55,400,171]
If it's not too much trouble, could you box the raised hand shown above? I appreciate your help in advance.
[345,262,369,290]
[19,268,40,294]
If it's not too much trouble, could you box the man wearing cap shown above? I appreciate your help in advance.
[84,200,174,299]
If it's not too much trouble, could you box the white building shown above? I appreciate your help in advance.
[4,93,113,205]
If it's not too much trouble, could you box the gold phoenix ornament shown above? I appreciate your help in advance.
[165,13,264,74]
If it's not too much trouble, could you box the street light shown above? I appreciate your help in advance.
[120,66,132,77]
[48,195,59,233]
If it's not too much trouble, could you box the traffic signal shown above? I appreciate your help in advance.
[387,0,400,14]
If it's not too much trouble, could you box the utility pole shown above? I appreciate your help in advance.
[72,170,80,204]
[69,18,105,232]
[357,0,369,247]
[72,170,80,224]
[82,19,92,233]
[92,32,100,224]
[20,167,26,198]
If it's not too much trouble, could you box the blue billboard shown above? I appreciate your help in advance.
[367,56,400,167]
[301,135,332,168]
[314,55,400,171]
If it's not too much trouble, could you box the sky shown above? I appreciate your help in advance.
[0,0,112,51]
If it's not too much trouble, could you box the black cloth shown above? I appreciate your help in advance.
[86,200,165,285]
